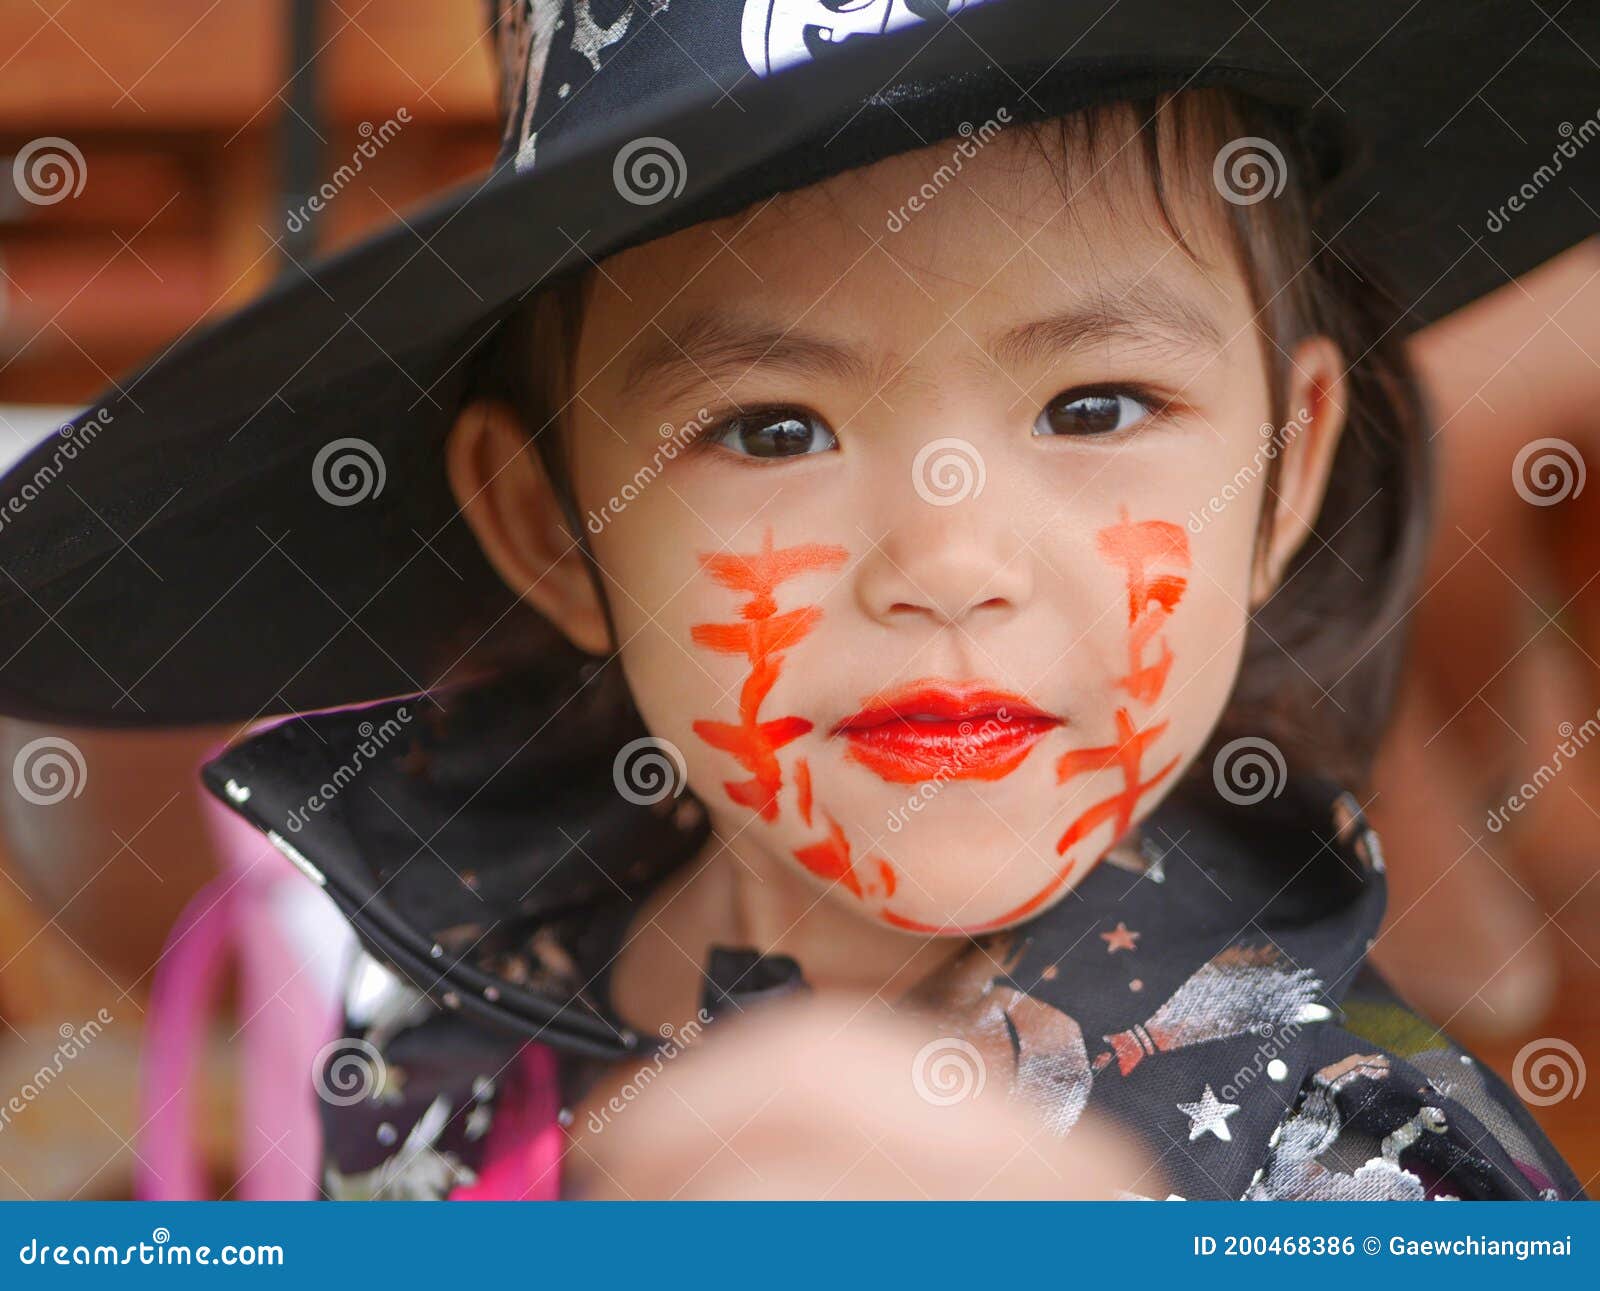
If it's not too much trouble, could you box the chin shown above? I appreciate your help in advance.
[852,811,1093,937]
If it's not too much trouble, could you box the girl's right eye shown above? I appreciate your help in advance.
[705,408,838,460]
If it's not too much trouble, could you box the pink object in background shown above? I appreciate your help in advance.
[137,752,564,1200]
[136,778,344,1200]
[449,1043,564,1201]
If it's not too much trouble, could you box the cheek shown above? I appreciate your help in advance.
[600,520,850,825]
[590,467,1255,937]
[1158,494,1260,746]
[623,525,917,912]
[1141,572,1250,801]
[1084,506,1250,776]
[1074,452,1261,733]
[681,531,848,823]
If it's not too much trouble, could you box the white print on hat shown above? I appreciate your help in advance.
[741,0,991,78]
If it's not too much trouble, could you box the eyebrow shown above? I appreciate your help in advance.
[618,310,874,405]
[989,281,1228,371]
[618,281,1226,404]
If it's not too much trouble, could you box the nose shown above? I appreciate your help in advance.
[855,498,1034,630]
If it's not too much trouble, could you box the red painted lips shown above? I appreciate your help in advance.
[832,681,1061,784]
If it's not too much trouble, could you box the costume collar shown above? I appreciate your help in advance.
[907,781,1386,1198]
[204,659,703,1058]
[203,663,1385,1121]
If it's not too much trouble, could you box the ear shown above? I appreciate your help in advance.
[446,399,612,655]
[1250,336,1350,607]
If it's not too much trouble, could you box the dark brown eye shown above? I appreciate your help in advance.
[1033,390,1153,438]
[709,409,838,459]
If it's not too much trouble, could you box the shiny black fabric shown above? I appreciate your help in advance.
[204,671,1584,1201]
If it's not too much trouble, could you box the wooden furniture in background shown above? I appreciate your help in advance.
[0,0,499,1197]
[1,0,498,403]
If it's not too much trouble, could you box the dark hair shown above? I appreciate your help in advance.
[465,86,1432,793]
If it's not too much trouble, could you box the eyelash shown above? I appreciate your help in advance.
[690,383,1185,462]
[687,404,835,465]
[1035,382,1183,441]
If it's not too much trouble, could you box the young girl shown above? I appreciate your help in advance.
[0,0,1592,1200]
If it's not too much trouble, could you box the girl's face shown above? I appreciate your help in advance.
[457,118,1345,936]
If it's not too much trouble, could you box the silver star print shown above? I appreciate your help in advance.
[1178,1084,1240,1142]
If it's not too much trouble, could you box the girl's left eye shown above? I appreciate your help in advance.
[1033,388,1159,438]
[706,408,838,459]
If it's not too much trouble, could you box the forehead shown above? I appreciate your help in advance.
[580,115,1251,374]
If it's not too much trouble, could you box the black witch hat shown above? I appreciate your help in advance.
[0,0,1595,726]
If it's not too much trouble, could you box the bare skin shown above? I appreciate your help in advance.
[562,992,1158,1200]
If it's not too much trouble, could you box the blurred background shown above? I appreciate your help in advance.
[0,0,1595,1199]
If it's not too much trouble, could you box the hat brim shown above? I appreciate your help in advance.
[2,0,1594,727]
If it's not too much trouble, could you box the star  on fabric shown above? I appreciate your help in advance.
[1178,1084,1240,1142]
[1100,921,1140,953]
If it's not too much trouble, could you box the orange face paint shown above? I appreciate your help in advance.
[881,880,1065,935]
[1119,609,1176,704]
[790,805,903,907]
[1096,508,1190,625]
[690,529,847,822]
[1054,707,1180,854]
[793,813,863,897]
[1030,509,1186,893]
[795,757,813,827]
[1099,507,1190,702]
